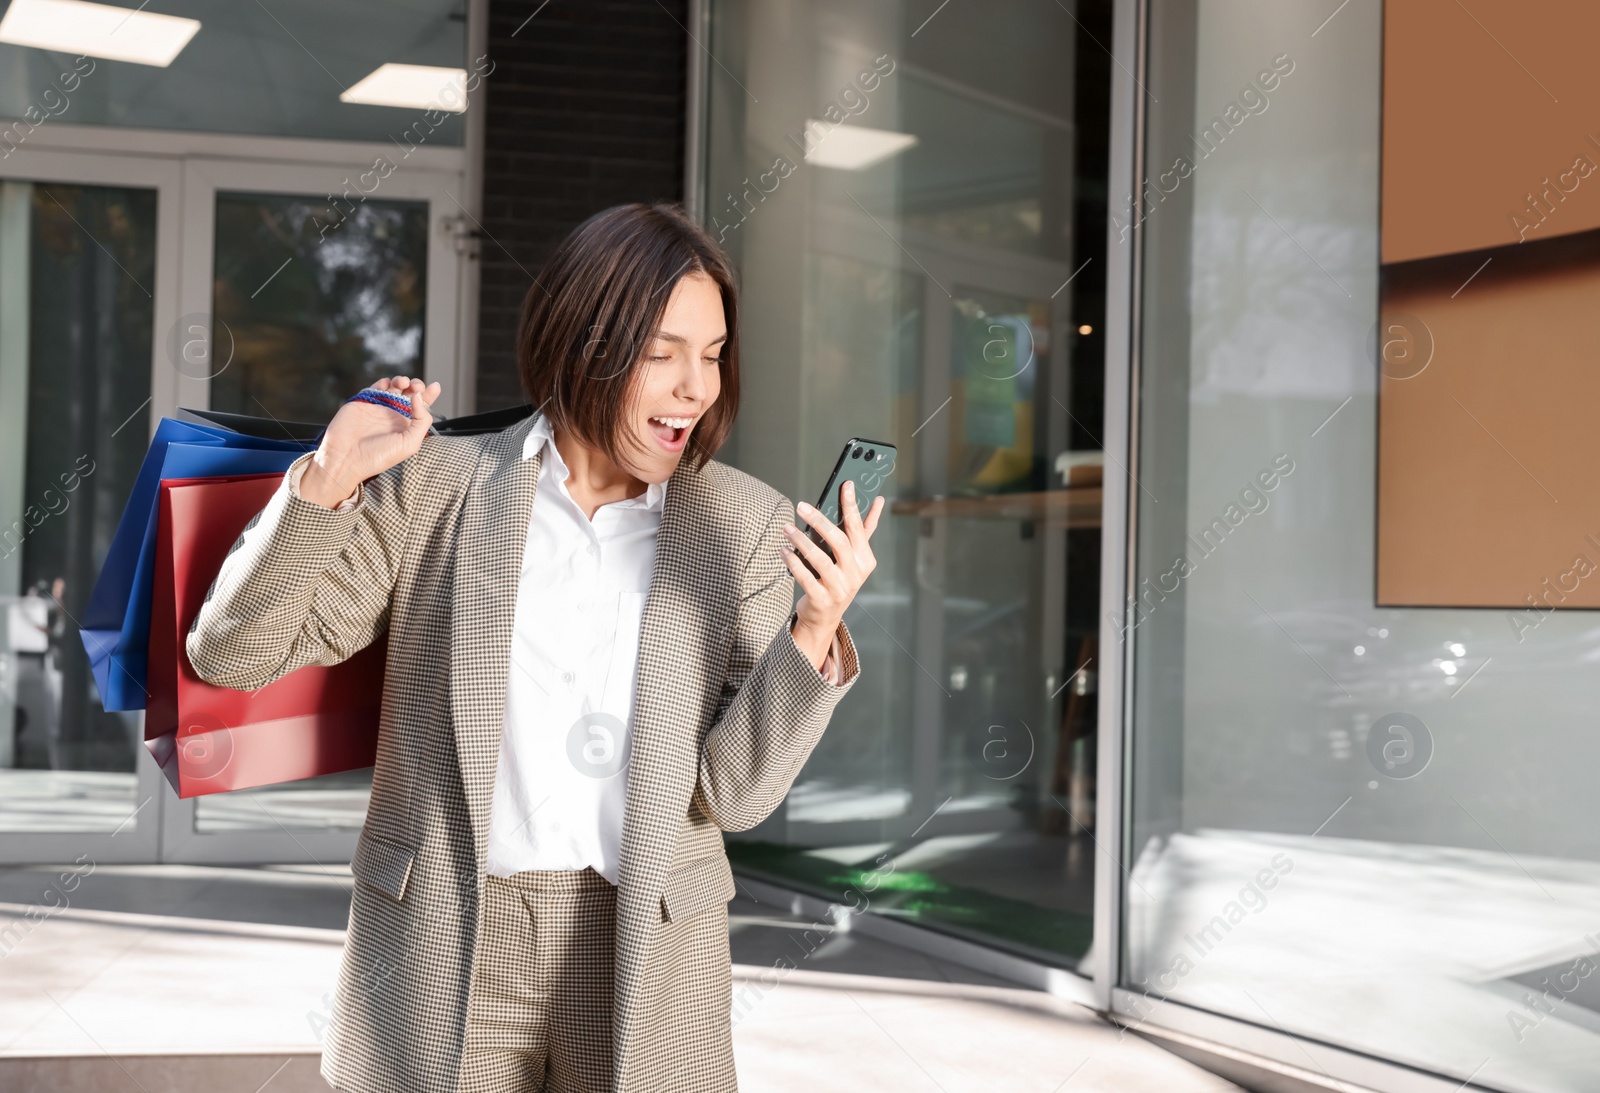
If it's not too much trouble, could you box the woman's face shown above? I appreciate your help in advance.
[620,270,726,484]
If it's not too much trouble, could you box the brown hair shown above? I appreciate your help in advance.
[516,203,740,472]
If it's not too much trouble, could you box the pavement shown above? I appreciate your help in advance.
[0,862,1243,1092]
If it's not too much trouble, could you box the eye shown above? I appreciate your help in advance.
[648,354,671,362]
[703,356,722,365]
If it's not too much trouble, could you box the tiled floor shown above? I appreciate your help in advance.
[726,888,1239,1092]
[727,966,1241,1093]
[0,863,1241,1092]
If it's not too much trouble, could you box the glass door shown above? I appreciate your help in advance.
[806,213,1099,967]
[702,0,1113,974]
[0,147,464,867]
[0,149,181,866]
[159,156,464,863]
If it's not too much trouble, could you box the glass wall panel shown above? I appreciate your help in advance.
[192,186,429,834]
[208,190,429,425]
[1127,3,1600,1089]
[706,0,1112,966]
[0,1,468,146]
[193,769,370,834]
[0,179,153,831]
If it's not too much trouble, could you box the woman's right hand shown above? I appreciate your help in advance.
[299,375,442,509]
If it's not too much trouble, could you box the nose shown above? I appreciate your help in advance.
[675,353,708,404]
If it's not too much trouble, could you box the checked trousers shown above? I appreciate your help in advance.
[459,867,617,1092]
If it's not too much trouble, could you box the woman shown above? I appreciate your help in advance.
[187,203,883,1093]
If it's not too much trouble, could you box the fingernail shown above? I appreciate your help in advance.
[845,481,855,493]
[797,502,813,514]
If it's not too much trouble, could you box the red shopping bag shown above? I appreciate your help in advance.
[146,473,385,798]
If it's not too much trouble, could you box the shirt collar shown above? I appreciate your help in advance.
[525,413,666,511]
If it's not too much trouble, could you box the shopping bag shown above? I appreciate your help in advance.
[83,403,534,710]
[80,417,312,710]
[146,473,385,798]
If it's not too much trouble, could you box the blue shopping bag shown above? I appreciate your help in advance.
[81,401,532,711]
[80,418,312,711]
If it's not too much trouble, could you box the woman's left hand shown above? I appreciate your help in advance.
[780,481,886,671]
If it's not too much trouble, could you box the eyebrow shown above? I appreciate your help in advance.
[652,330,728,346]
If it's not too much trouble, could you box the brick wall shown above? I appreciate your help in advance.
[475,0,690,410]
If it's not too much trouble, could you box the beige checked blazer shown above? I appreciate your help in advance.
[186,411,861,1093]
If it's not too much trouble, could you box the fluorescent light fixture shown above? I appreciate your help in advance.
[341,64,468,112]
[0,0,200,67]
[803,122,918,170]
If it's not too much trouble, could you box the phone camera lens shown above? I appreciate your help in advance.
[852,446,863,459]
[865,448,876,461]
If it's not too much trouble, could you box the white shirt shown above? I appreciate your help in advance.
[483,414,664,885]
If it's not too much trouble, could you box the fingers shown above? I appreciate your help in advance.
[838,480,884,557]
[359,376,442,444]
[390,377,441,409]
[403,380,438,440]
[796,500,849,557]
[371,377,442,412]
[780,543,825,598]
[788,483,885,638]
[839,480,865,538]
[830,483,883,582]
[863,495,885,537]
[783,521,835,577]
[370,377,440,399]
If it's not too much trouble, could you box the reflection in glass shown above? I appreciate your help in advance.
[706,0,1111,966]
[1127,3,1600,1090]
[949,287,1047,495]
[198,190,418,832]
[194,769,371,833]
[0,1,467,145]
[209,191,428,424]
[0,181,153,831]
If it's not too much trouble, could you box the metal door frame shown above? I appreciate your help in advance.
[0,146,180,866]
[1,130,468,866]
[162,154,464,863]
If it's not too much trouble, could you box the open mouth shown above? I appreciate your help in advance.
[647,414,696,450]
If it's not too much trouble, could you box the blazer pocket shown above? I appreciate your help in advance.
[659,852,737,924]
[351,829,417,902]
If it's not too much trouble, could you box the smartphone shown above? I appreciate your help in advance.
[801,438,897,574]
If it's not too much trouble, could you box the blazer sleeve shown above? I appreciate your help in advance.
[691,495,862,832]
[185,452,411,691]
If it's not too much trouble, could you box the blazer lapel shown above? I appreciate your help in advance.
[451,414,543,870]
[611,459,739,1062]
[446,430,743,1067]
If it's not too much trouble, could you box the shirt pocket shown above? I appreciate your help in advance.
[601,591,648,721]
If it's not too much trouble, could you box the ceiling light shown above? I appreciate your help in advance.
[0,0,200,67]
[804,122,918,170]
[341,64,469,112]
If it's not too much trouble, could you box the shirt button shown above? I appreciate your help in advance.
[586,544,598,557]
[562,671,574,684]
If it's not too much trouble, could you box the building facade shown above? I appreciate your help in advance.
[0,2,1593,1091]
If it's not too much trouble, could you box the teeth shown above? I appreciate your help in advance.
[651,415,694,429]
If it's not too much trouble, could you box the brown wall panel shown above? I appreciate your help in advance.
[1376,234,1600,608]
[1383,0,1600,264]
